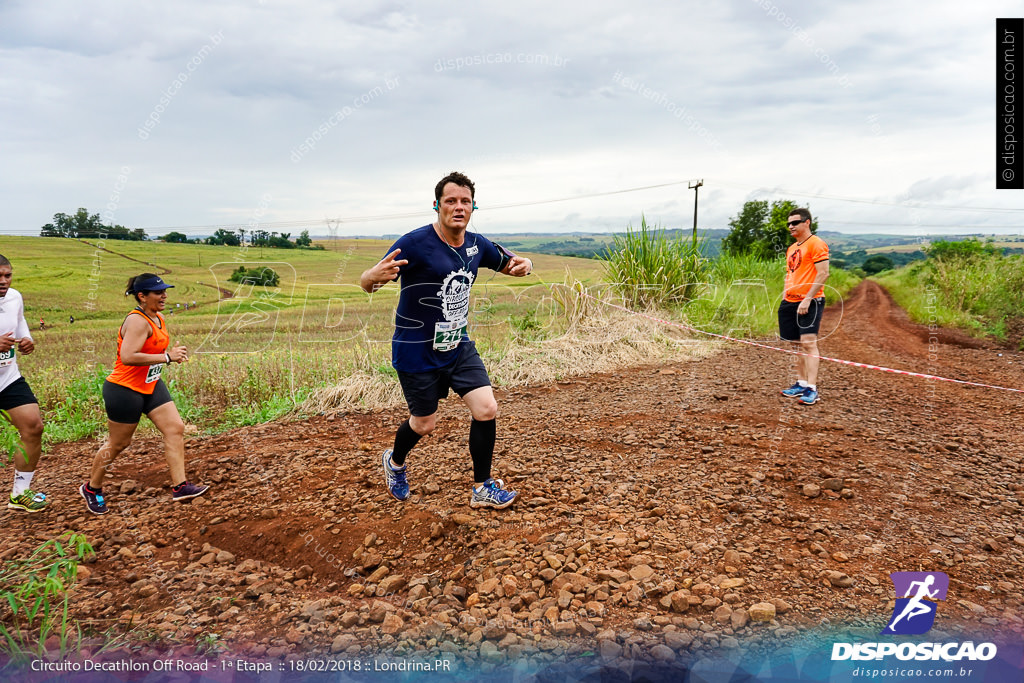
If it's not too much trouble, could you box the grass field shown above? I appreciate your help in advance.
[682,253,859,338]
[0,235,864,455]
[864,240,1024,255]
[0,235,609,450]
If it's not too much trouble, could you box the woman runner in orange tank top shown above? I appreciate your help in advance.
[80,274,209,514]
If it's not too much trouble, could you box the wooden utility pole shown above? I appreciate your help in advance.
[688,179,703,244]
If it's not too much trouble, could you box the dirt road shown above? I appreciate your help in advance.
[5,281,1022,664]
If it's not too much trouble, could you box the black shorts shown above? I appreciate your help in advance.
[103,379,174,424]
[778,297,825,341]
[396,341,491,417]
[0,377,38,412]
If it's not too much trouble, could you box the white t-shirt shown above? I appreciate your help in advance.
[0,288,32,393]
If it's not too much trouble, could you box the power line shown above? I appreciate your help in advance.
[6,178,1024,236]
[133,180,695,233]
[709,179,1024,214]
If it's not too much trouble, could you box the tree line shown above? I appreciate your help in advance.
[40,208,146,241]
[162,228,317,249]
[39,208,320,249]
[721,199,1014,275]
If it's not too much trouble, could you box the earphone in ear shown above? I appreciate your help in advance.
[472,201,478,210]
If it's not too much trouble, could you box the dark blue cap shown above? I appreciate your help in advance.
[134,275,174,292]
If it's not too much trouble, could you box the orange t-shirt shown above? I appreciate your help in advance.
[784,235,829,302]
[106,309,169,395]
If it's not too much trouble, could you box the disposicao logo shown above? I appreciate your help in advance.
[881,571,948,635]
[831,571,997,662]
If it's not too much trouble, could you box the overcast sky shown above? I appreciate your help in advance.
[2,0,1022,238]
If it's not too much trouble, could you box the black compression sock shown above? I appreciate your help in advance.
[469,418,496,483]
[391,419,422,467]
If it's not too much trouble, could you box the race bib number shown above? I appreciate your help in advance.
[433,319,467,352]
[0,348,13,367]
[145,362,164,384]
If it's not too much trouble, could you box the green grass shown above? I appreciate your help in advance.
[597,226,861,340]
[0,236,603,449]
[875,253,1024,344]
[669,253,859,339]
[601,216,707,309]
[0,533,93,666]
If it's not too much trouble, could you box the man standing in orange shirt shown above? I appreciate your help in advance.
[778,209,830,405]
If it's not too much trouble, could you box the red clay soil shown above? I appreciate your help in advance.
[3,280,1023,664]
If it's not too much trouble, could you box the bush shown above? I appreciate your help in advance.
[601,216,707,309]
[877,252,1024,343]
[926,238,999,261]
[228,266,280,287]
[862,254,895,274]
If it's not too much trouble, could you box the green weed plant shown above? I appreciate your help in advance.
[0,533,94,666]
[601,216,707,309]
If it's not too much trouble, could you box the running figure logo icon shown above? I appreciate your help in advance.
[881,571,949,635]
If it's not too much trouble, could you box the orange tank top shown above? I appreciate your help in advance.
[106,309,170,395]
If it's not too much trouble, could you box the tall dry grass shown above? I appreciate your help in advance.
[302,279,715,413]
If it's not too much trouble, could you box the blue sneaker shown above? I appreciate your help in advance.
[470,478,518,510]
[798,387,819,405]
[781,382,806,398]
[382,449,409,501]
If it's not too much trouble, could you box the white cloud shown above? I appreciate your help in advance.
[1,0,1022,237]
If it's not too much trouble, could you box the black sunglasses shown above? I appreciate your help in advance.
[786,219,807,227]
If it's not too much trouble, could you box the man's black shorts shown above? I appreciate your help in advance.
[103,379,174,424]
[397,341,491,417]
[778,297,825,341]
[0,377,39,412]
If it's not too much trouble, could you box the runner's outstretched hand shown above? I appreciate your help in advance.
[361,249,409,292]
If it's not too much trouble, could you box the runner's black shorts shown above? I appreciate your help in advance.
[0,377,39,412]
[778,297,825,341]
[396,341,491,417]
[102,379,174,424]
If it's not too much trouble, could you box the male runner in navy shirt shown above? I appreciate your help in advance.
[360,171,532,509]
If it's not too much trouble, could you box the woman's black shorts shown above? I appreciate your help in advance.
[102,379,173,424]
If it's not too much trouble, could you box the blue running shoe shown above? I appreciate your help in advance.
[382,449,409,501]
[781,382,806,398]
[798,387,819,405]
[470,478,518,510]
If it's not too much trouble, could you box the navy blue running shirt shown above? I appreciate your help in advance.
[385,225,505,372]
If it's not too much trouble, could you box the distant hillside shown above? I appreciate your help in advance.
[495,229,731,259]
[328,230,1024,264]
[491,230,1024,265]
